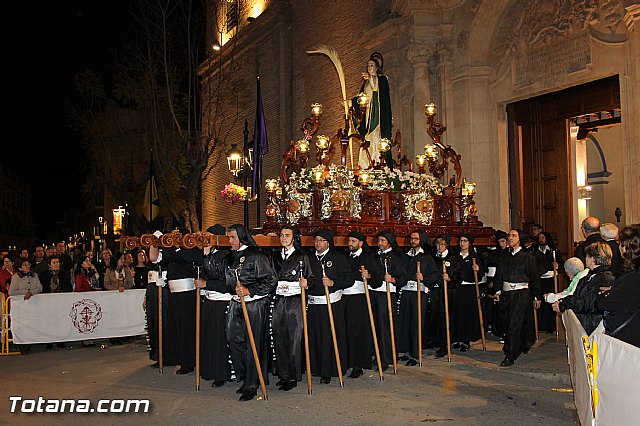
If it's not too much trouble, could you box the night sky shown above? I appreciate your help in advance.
[1,0,131,241]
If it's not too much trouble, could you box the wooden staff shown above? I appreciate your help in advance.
[195,266,202,391]
[299,260,312,395]
[472,258,486,351]
[416,261,423,367]
[322,264,344,387]
[362,269,383,381]
[235,272,268,400]
[158,283,163,375]
[533,301,540,342]
[442,263,452,363]
[383,258,398,375]
[553,250,560,339]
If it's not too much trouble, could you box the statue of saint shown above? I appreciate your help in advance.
[352,52,392,169]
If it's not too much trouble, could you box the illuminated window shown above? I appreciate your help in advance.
[226,0,238,31]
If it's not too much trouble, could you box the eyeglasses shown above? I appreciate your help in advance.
[459,238,469,243]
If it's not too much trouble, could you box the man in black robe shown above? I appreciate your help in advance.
[224,224,277,401]
[200,224,232,387]
[149,231,202,375]
[399,230,437,365]
[344,231,380,378]
[431,235,461,358]
[307,228,354,384]
[494,229,542,366]
[361,230,406,371]
[271,225,314,391]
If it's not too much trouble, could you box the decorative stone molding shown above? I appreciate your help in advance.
[406,42,437,64]
[624,3,640,31]
[457,30,469,52]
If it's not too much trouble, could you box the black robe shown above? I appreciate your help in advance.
[307,249,354,378]
[495,248,541,361]
[370,249,407,368]
[345,249,381,370]
[454,249,485,345]
[146,263,178,366]
[159,247,203,370]
[430,249,462,351]
[271,249,314,382]
[200,248,232,382]
[224,246,277,392]
[398,249,437,359]
[534,245,561,332]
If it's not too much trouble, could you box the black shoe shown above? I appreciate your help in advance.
[435,349,447,358]
[405,359,418,366]
[275,379,287,387]
[150,362,160,368]
[212,380,225,387]
[320,377,331,384]
[280,381,297,391]
[239,390,257,402]
[499,357,514,367]
[452,342,461,349]
[349,368,363,378]
[57,343,67,349]
[176,367,194,375]
[459,344,470,352]
[399,355,409,361]
[236,386,245,394]
[46,343,54,350]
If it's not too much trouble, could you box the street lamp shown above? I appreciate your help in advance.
[226,120,254,228]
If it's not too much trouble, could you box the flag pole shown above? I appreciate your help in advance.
[149,149,153,232]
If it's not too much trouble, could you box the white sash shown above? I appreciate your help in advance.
[276,280,302,296]
[342,280,365,295]
[307,292,342,305]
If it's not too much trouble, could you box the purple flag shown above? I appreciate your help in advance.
[252,77,268,197]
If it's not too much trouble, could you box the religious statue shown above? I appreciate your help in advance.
[352,52,392,169]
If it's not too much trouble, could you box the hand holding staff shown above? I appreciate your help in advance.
[235,269,268,400]
[158,282,163,375]
[383,258,398,375]
[195,266,204,391]
[416,261,423,367]
[442,262,452,363]
[322,263,344,387]
[472,258,486,351]
[361,266,383,381]
[299,259,312,395]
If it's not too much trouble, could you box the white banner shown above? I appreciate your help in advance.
[10,290,146,344]
[562,311,593,426]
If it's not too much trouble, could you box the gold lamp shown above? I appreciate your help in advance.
[359,170,370,186]
[357,92,369,108]
[416,154,427,174]
[296,139,310,154]
[379,138,391,153]
[316,135,330,150]
[265,178,278,194]
[226,143,243,177]
[313,168,325,184]
[310,103,323,118]
[462,179,476,196]
[425,144,438,159]
[424,103,437,118]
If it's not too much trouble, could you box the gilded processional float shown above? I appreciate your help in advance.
[258,48,494,244]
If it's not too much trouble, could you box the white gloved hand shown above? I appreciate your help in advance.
[153,230,163,238]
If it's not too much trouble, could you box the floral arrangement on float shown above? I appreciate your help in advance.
[220,183,255,204]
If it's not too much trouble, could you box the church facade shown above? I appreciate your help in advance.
[200,0,640,255]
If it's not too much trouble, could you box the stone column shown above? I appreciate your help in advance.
[623,4,640,224]
[407,43,436,157]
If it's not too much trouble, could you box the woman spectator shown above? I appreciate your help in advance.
[8,260,43,354]
[39,255,72,349]
[132,249,149,289]
[1,254,15,298]
[597,226,640,347]
[74,256,97,292]
[39,255,73,294]
[555,242,614,335]
[103,252,134,291]
[536,232,563,333]
[96,249,113,290]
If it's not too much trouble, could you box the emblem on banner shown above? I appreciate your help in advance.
[69,299,103,334]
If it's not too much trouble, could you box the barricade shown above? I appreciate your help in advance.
[1,294,19,355]
[563,310,640,425]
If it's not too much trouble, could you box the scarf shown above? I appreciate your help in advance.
[50,269,60,293]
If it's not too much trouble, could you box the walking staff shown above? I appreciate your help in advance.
[195,266,202,391]
[416,261,423,367]
[158,283,163,374]
[362,270,384,380]
[300,259,312,395]
[235,268,268,400]
[383,258,398,374]
[322,262,344,387]
[442,262,452,363]
[553,250,560,339]
[472,258,486,351]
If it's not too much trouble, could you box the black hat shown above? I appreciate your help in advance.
[347,231,367,242]
[378,230,400,252]
[228,224,258,247]
[435,235,452,246]
[495,230,508,241]
[206,224,226,235]
[314,229,335,247]
[461,233,475,245]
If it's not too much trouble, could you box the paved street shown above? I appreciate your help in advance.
[0,333,577,425]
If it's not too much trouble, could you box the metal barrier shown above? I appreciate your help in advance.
[1,294,19,355]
